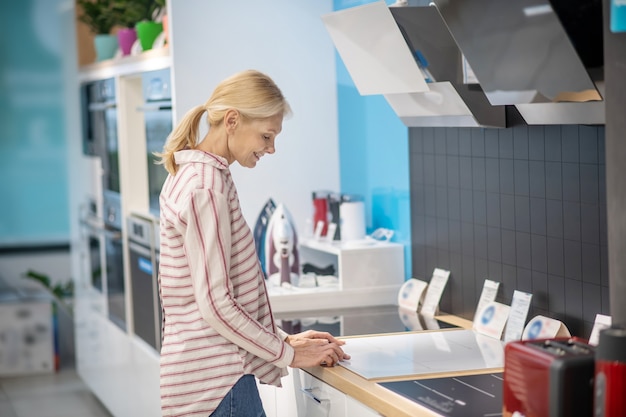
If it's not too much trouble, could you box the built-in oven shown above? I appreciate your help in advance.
[104,225,125,331]
[80,203,105,296]
[80,208,126,330]
[79,202,124,331]
[137,68,172,217]
[80,77,126,331]
[127,214,160,351]
[80,77,122,230]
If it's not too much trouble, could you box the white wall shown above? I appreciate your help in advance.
[0,251,71,291]
[169,0,340,236]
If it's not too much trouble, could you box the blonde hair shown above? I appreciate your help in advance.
[156,69,291,175]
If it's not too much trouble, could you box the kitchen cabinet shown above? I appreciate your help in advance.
[73,48,171,417]
[294,368,347,417]
[268,239,405,313]
[345,396,382,417]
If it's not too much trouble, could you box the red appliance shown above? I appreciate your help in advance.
[594,327,626,417]
[503,338,595,417]
[312,191,330,236]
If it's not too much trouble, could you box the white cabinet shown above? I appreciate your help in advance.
[293,368,347,417]
[273,369,382,417]
[345,395,383,417]
[258,369,300,417]
[268,240,405,313]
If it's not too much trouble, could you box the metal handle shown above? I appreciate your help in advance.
[136,102,172,112]
[300,388,323,404]
[88,102,117,111]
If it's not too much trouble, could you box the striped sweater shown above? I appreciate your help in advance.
[158,150,294,416]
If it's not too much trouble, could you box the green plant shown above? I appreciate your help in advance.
[77,0,117,35]
[22,270,74,316]
[112,0,165,28]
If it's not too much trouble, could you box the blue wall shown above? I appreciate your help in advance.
[0,0,69,247]
[333,0,412,278]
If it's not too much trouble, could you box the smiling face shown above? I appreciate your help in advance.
[227,112,283,168]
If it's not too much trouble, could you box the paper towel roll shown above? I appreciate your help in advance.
[339,201,365,241]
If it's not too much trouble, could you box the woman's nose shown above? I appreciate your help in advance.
[266,138,276,154]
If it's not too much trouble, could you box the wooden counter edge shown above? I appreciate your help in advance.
[301,313,499,417]
[302,365,441,417]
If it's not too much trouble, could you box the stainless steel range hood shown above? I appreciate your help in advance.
[321,1,506,128]
[433,0,605,125]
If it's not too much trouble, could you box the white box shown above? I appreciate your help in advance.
[0,299,55,376]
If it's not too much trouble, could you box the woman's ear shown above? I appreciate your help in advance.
[225,109,239,132]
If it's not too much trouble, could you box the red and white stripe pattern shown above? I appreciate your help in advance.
[158,150,293,417]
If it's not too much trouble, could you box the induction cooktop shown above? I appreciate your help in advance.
[380,372,504,417]
[275,304,458,337]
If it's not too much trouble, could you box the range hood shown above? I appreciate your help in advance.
[433,0,605,125]
[322,1,506,127]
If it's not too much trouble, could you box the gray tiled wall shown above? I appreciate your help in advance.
[409,122,608,337]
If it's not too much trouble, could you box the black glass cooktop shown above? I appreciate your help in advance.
[275,305,458,337]
[381,373,503,417]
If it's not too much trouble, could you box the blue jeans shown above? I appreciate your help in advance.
[210,374,267,417]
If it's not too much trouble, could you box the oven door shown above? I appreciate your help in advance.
[80,220,105,293]
[139,102,172,216]
[128,240,158,350]
[104,227,126,331]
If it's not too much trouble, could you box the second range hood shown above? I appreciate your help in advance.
[322,1,505,128]
[434,0,605,124]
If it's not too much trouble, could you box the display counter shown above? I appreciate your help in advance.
[280,308,504,417]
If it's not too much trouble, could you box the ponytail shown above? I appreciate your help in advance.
[154,105,206,175]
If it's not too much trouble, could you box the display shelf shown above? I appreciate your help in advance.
[267,239,405,313]
[78,47,171,82]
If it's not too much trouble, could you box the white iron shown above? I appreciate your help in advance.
[265,203,300,287]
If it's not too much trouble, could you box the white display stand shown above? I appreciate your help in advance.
[267,239,405,313]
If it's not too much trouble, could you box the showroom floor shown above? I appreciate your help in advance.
[0,367,113,417]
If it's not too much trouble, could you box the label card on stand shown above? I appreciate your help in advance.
[313,220,325,240]
[325,223,337,242]
[504,290,533,343]
[473,279,500,324]
[588,314,612,346]
[397,278,428,311]
[522,315,571,340]
[420,268,450,317]
[473,301,510,340]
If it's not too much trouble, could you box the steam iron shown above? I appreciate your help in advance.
[265,203,300,287]
[253,198,276,278]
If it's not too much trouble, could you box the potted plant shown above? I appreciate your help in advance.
[112,0,165,53]
[77,0,119,61]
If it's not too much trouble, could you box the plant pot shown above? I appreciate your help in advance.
[117,28,137,56]
[93,34,118,61]
[135,21,163,51]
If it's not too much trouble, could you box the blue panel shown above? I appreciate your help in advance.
[334,0,412,278]
[0,0,69,246]
[138,257,153,275]
[611,0,626,33]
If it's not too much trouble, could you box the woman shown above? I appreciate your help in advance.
[155,70,349,417]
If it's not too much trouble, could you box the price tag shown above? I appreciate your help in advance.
[420,268,450,317]
[325,223,337,242]
[588,314,612,346]
[473,301,510,340]
[522,315,571,340]
[313,220,325,240]
[397,278,428,312]
[473,279,500,324]
[504,290,533,343]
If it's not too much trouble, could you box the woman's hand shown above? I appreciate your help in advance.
[285,330,351,368]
